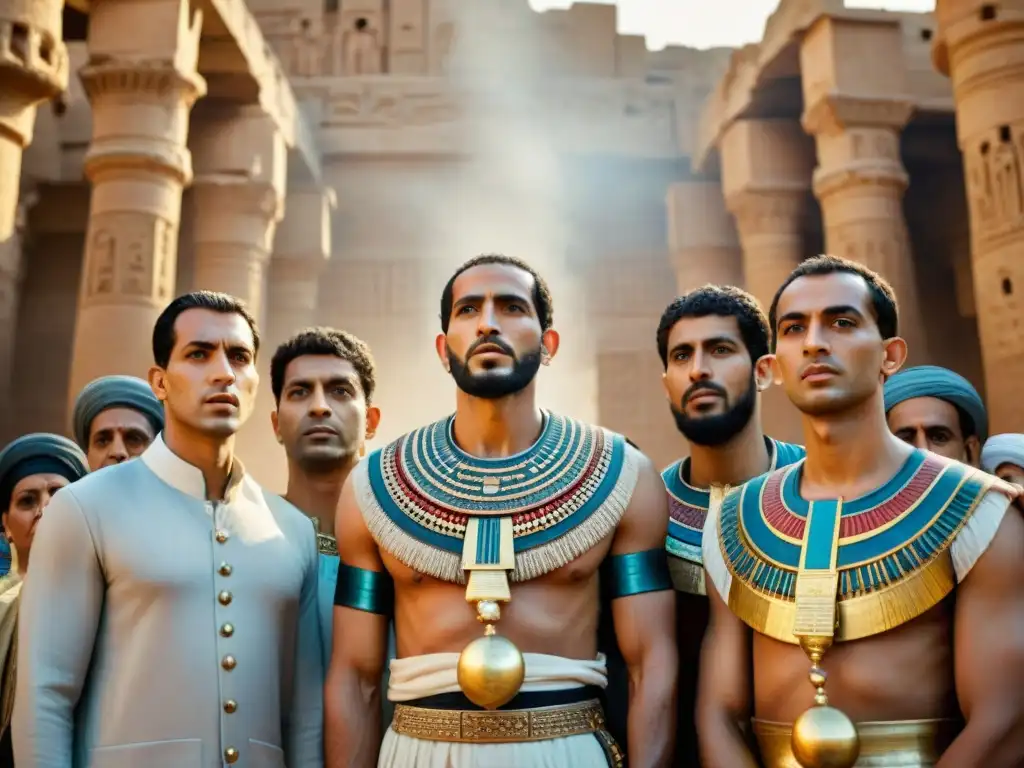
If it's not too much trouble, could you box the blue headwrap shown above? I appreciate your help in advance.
[883,365,988,443]
[981,434,1024,475]
[0,433,89,511]
[72,375,163,449]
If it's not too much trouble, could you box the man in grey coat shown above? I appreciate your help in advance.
[13,291,323,768]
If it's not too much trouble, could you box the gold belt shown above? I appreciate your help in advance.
[753,717,960,767]
[391,698,608,744]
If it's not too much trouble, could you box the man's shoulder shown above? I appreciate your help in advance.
[58,459,153,508]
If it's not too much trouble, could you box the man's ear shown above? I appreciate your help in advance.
[435,334,450,373]
[148,366,168,402]
[540,329,560,364]
[365,405,381,442]
[881,336,908,378]
[270,409,282,444]
[755,355,775,392]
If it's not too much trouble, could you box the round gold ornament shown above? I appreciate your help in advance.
[791,704,860,768]
[456,624,525,710]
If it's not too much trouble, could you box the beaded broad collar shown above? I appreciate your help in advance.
[663,438,805,595]
[717,450,993,644]
[354,411,638,585]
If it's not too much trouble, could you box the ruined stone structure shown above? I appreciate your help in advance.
[1,0,1021,491]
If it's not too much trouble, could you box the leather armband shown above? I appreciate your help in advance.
[604,549,672,599]
[334,563,394,616]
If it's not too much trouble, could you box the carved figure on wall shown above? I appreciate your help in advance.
[86,230,116,297]
[294,18,322,77]
[992,131,1022,224]
[343,17,382,75]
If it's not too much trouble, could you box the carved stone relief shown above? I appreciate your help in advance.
[82,213,176,305]
[965,122,1024,240]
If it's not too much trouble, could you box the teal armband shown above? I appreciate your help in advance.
[334,563,394,616]
[604,549,672,599]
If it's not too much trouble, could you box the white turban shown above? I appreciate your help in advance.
[980,433,1024,475]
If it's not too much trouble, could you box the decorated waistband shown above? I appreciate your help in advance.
[354,412,640,585]
[718,451,994,643]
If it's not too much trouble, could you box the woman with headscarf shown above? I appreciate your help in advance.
[0,433,88,767]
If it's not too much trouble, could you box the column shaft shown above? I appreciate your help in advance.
[189,106,286,327]
[68,0,205,401]
[666,181,743,294]
[935,0,1024,430]
[0,0,67,438]
[730,191,807,309]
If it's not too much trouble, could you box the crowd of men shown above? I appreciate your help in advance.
[0,252,1022,768]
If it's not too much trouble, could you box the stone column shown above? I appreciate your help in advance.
[720,119,816,309]
[0,0,67,437]
[189,105,286,328]
[666,181,743,294]
[934,0,1024,430]
[800,16,927,361]
[68,0,205,400]
[236,187,334,492]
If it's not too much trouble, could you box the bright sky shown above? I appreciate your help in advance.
[528,0,936,49]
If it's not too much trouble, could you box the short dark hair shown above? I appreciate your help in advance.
[439,254,554,334]
[767,255,898,351]
[152,291,260,368]
[656,285,770,368]
[270,327,377,404]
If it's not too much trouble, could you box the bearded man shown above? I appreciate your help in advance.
[656,285,804,765]
[325,254,677,768]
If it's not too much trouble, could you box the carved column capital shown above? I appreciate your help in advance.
[192,177,285,253]
[725,188,807,236]
[80,62,206,184]
[801,94,913,137]
[801,96,913,200]
[0,10,69,106]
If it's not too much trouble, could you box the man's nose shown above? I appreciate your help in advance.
[688,350,712,382]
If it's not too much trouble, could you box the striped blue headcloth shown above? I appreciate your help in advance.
[883,365,988,443]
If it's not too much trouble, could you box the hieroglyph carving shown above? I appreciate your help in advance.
[325,83,461,126]
[965,122,1024,241]
[82,214,176,306]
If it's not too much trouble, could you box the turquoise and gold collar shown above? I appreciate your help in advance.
[354,411,639,585]
[663,437,804,594]
[717,450,994,643]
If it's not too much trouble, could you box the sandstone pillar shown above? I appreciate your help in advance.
[0,0,67,437]
[934,0,1024,430]
[190,105,286,328]
[800,16,927,361]
[720,119,816,309]
[666,181,743,294]
[237,187,334,492]
[68,0,205,401]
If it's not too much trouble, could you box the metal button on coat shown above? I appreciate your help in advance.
[222,655,236,671]
[218,591,232,606]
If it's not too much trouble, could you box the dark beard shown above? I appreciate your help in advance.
[671,374,757,447]
[447,343,542,399]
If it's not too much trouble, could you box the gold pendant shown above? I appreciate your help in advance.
[456,601,525,710]
[790,638,860,768]
[791,500,859,768]
[458,518,523,709]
